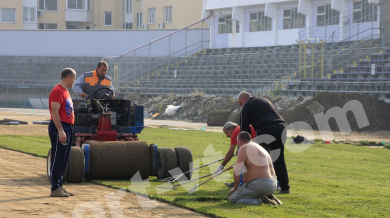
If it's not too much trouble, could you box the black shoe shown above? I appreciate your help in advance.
[224,182,234,188]
[279,189,290,194]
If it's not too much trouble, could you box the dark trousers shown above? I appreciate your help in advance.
[257,122,290,191]
[48,120,73,191]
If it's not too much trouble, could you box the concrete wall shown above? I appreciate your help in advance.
[0,29,210,57]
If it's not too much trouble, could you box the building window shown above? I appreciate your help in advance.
[0,8,16,23]
[39,23,57,29]
[85,25,90,29]
[317,4,339,26]
[125,23,133,29]
[250,12,272,32]
[149,8,156,24]
[23,7,36,22]
[283,8,305,29]
[218,15,233,34]
[66,24,78,29]
[353,0,378,23]
[126,0,132,13]
[67,0,89,10]
[165,6,172,23]
[39,0,57,11]
[137,13,142,28]
[104,11,112,26]
[236,20,239,33]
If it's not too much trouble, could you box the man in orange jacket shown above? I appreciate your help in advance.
[73,61,115,99]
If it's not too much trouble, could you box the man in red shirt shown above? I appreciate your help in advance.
[48,68,76,197]
[215,121,256,187]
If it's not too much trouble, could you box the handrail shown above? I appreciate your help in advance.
[102,12,213,60]
[122,41,205,82]
[330,32,390,71]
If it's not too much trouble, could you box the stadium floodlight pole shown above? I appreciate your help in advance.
[101,11,213,61]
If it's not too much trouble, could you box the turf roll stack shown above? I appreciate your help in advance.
[174,146,193,180]
[207,110,232,126]
[228,111,241,126]
[87,141,150,180]
[157,147,178,180]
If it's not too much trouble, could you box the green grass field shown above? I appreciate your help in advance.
[1,128,389,217]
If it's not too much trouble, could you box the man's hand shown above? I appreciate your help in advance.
[214,164,224,174]
[110,94,115,99]
[79,92,88,98]
[59,130,67,144]
[228,187,237,197]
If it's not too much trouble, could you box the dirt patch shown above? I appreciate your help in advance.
[0,148,208,218]
[283,92,390,132]
[0,109,49,136]
[141,94,308,124]
[142,95,241,123]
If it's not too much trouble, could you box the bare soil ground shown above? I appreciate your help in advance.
[0,149,207,218]
[0,109,208,218]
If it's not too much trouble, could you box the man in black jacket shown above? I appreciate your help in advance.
[237,91,290,194]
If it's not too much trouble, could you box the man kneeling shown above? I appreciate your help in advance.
[228,131,282,205]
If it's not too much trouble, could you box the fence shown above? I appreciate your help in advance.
[103,17,211,89]
[2,2,390,107]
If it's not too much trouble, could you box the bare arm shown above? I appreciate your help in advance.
[268,155,276,177]
[51,102,66,144]
[221,144,236,167]
[110,82,115,99]
[73,74,88,98]
[228,145,247,196]
[233,146,247,189]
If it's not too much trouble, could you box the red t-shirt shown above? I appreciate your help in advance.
[230,125,256,145]
[49,84,74,124]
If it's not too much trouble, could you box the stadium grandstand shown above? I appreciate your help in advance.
[1,0,390,107]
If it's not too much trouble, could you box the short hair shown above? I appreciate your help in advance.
[237,91,251,100]
[237,131,251,143]
[223,121,238,131]
[97,61,108,68]
[61,68,76,79]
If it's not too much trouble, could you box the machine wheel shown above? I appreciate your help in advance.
[157,147,178,180]
[47,148,69,183]
[67,147,85,183]
[149,144,158,177]
[174,147,193,180]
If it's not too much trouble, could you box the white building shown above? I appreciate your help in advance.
[202,0,382,48]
